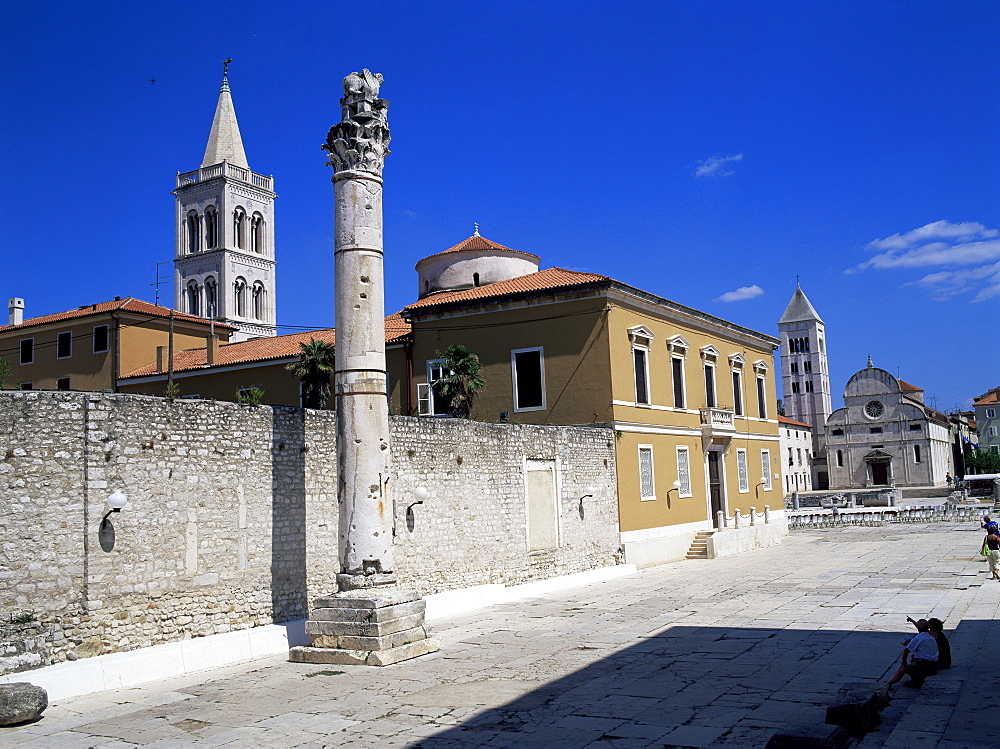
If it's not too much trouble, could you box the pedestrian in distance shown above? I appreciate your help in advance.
[982,516,999,535]
[946,473,953,488]
[887,618,938,689]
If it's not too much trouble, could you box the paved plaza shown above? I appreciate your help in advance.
[4,523,999,748]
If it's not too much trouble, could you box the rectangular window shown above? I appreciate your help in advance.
[788,447,794,466]
[704,364,716,408]
[790,362,798,374]
[992,446,1000,455]
[909,423,922,431]
[804,360,812,373]
[791,382,800,394]
[805,380,813,392]
[737,449,749,493]
[797,448,802,466]
[57,377,70,391]
[19,338,33,365]
[986,408,996,418]
[732,371,743,416]
[511,347,545,412]
[756,376,767,419]
[56,331,72,359]
[870,426,883,434]
[93,325,109,353]
[761,450,772,490]
[676,447,691,497]
[638,445,655,500]
[831,428,844,436]
[426,359,452,416]
[20,382,33,390]
[913,444,922,463]
[991,426,999,437]
[671,357,685,409]
[633,346,649,405]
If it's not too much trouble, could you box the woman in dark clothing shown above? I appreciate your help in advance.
[928,618,951,669]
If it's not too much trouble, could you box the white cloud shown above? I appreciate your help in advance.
[850,220,1000,301]
[695,153,744,177]
[401,209,418,218]
[715,284,764,303]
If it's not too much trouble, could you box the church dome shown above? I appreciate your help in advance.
[415,231,541,299]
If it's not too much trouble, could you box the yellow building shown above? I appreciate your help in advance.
[117,233,781,564]
[0,297,233,393]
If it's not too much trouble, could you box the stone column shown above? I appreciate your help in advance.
[289,70,437,666]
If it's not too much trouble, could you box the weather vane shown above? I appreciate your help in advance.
[222,58,232,76]
[473,222,480,236]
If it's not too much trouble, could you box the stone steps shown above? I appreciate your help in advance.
[686,530,715,559]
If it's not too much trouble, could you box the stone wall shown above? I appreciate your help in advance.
[0,392,618,674]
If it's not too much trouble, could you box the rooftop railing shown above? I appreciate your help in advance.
[176,161,273,191]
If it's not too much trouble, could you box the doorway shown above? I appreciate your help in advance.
[870,461,889,486]
[708,451,725,526]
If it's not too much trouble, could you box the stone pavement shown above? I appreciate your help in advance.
[4,523,998,748]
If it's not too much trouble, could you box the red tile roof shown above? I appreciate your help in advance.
[0,297,235,333]
[121,313,411,378]
[404,267,608,311]
[898,379,923,393]
[974,388,999,406]
[416,234,541,265]
[778,415,812,429]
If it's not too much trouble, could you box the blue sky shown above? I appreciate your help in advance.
[2,1,997,412]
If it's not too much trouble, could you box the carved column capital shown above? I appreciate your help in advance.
[323,69,390,178]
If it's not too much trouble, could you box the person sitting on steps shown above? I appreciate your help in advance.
[887,618,938,689]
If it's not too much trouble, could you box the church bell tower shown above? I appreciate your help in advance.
[173,63,277,341]
[779,284,833,488]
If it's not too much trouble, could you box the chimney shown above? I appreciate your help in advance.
[8,298,24,326]
[156,345,167,373]
[206,335,219,365]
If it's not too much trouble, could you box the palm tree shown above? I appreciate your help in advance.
[434,344,486,419]
[287,339,335,409]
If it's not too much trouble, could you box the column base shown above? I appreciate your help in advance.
[288,588,438,667]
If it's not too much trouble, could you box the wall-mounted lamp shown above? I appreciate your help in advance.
[754,477,766,500]
[577,486,597,518]
[101,490,128,527]
[406,486,430,531]
[668,480,682,495]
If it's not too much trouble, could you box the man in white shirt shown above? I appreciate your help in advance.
[887,618,939,688]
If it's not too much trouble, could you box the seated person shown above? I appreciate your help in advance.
[928,618,951,669]
[887,618,938,688]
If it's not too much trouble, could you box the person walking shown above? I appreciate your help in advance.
[986,528,1000,581]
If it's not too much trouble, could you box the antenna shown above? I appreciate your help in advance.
[151,261,172,306]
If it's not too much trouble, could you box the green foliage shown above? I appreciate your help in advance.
[0,357,10,389]
[164,381,181,400]
[434,344,486,419]
[8,612,36,624]
[965,448,1000,474]
[776,399,786,416]
[237,386,265,407]
[287,339,335,410]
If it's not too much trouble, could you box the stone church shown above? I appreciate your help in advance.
[778,287,954,489]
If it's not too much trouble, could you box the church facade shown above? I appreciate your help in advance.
[825,363,952,488]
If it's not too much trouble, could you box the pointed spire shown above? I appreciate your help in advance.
[867,355,874,368]
[202,63,249,169]
[778,285,823,324]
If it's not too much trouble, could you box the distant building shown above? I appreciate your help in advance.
[825,361,952,488]
[777,285,832,489]
[778,415,813,494]
[0,297,233,393]
[173,71,277,342]
[973,387,1000,454]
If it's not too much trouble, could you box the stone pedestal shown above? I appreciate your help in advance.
[289,589,438,667]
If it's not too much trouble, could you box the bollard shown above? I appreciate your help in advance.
[716,510,725,529]
[792,491,800,510]
[764,505,771,524]
[734,511,742,528]
[750,507,757,526]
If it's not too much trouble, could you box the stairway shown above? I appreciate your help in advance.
[686,530,715,559]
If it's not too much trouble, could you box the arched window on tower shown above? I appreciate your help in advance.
[187,281,200,316]
[233,207,247,250]
[251,213,265,254]
[252,282,265,320]
[187,211,200,253]
[204,277,218,318]
[234,277,247,317]
[205,207,218,249]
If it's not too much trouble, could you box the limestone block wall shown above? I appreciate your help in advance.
[0,392,618,673]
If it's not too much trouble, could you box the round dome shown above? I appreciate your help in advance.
[415,234,540,299]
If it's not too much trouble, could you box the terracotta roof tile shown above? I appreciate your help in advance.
[974,388,1000,406]
[121,313,411,378]
[898,379,923,393]
[404,267,608,311]
[416,234,541,265]
[778,415,813,428]
[0,297,235,333]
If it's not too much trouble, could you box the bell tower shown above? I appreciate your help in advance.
[173,63,277,341]
[779,283,833,488]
